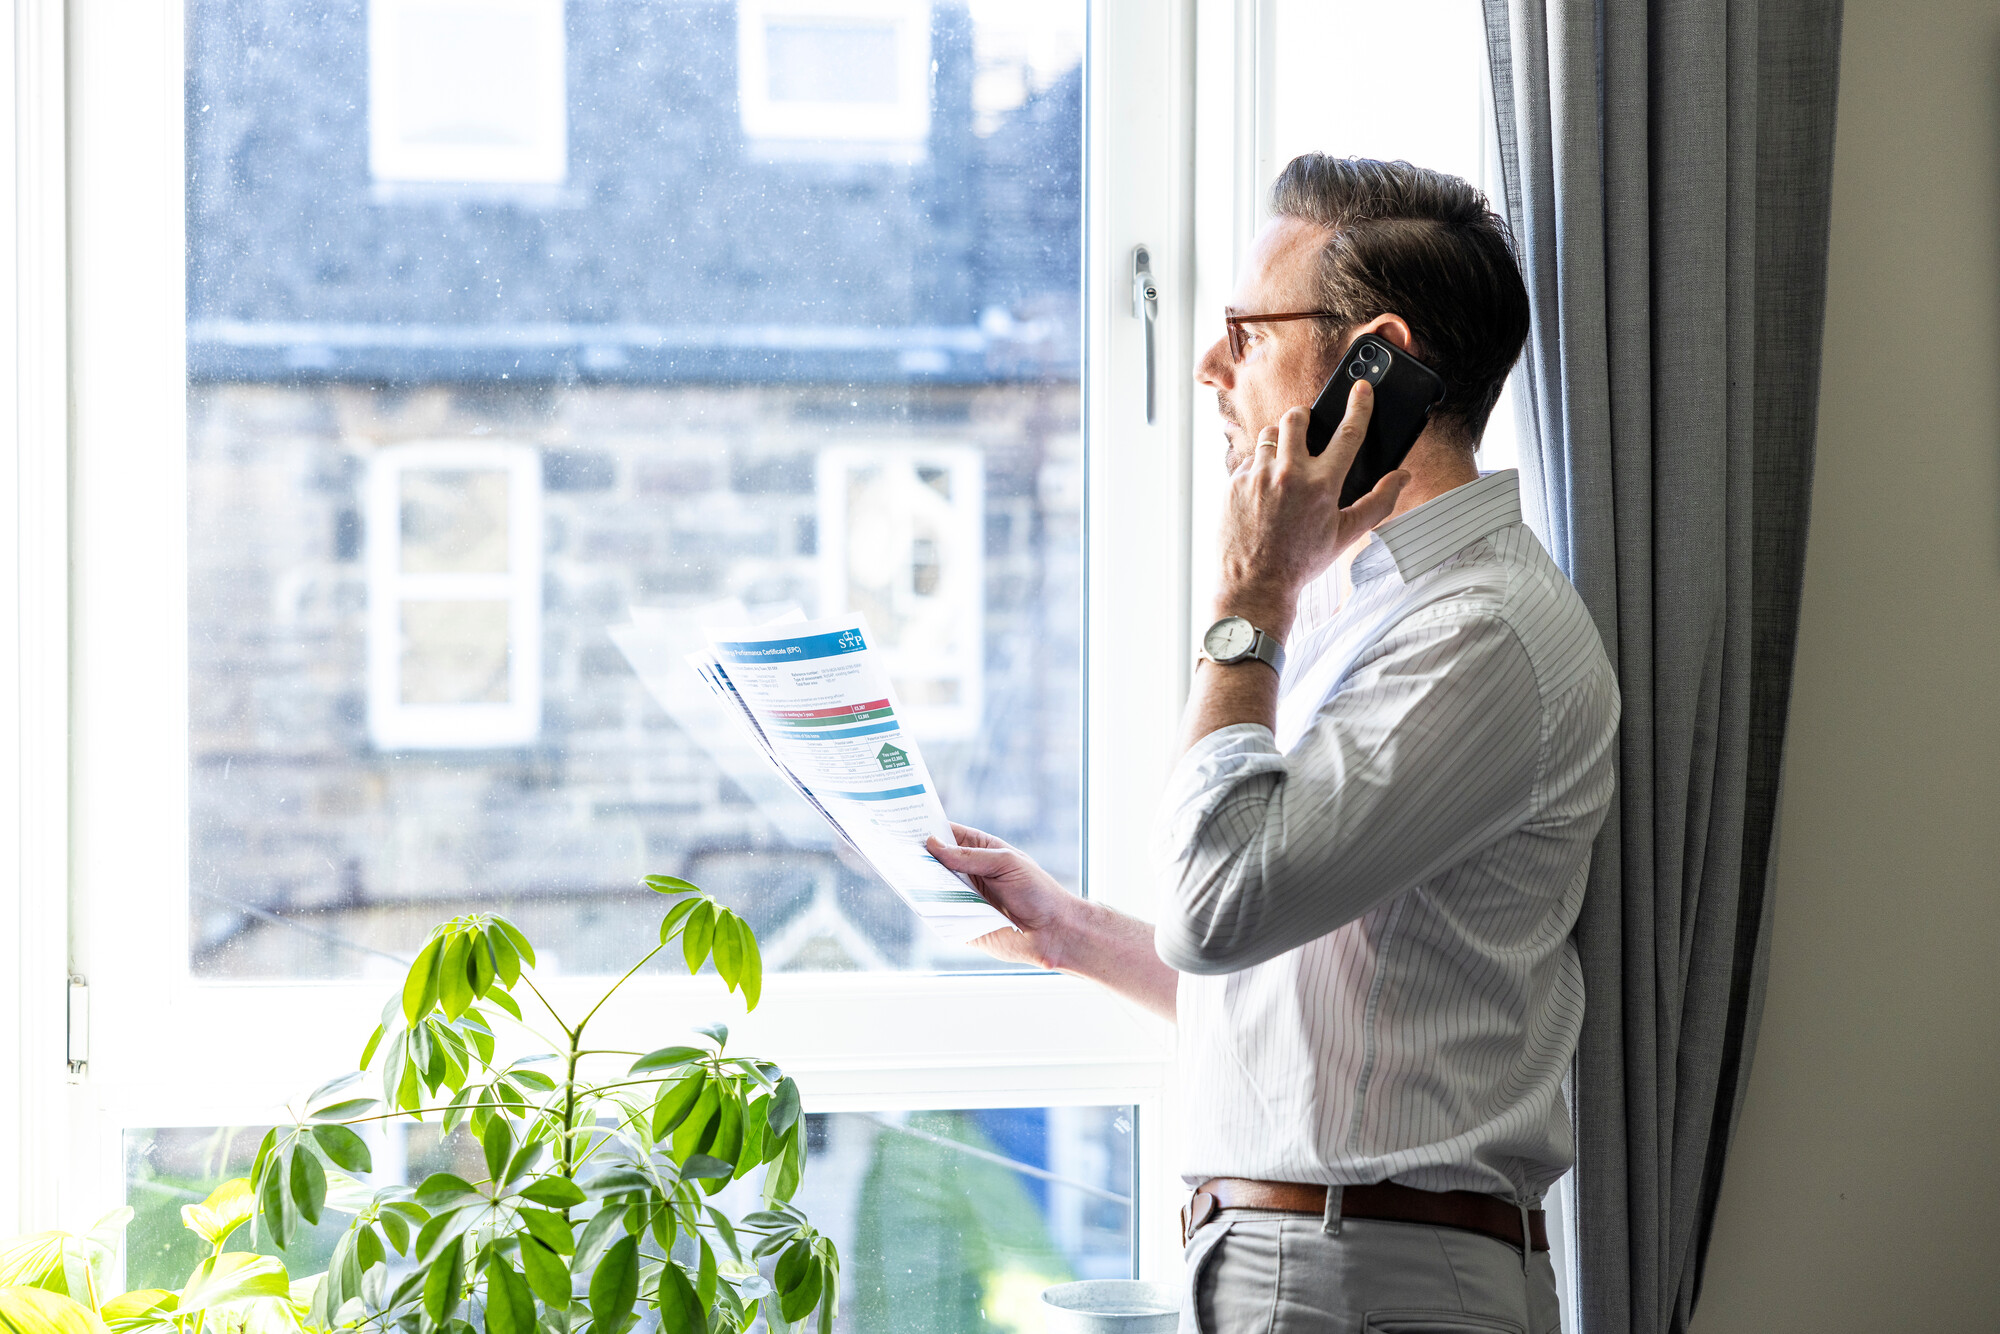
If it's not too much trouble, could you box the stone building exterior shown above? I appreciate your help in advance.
[186,0,1085,979]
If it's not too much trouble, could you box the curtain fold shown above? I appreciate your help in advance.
[1479,2,1843,1331]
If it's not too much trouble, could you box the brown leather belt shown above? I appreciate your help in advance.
[1182,1178,1549,1253]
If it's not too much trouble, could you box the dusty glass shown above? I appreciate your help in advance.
[125,1105,1136,1332]
[185,0,1086,979]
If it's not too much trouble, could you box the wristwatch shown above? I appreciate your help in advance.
[1201,615,1285,676]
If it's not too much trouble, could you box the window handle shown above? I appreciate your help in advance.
[1131,245,1158,425]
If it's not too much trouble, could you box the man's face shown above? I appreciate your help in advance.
[1196,217,1342,473]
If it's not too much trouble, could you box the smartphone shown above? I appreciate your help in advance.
[1307,332,1448,508]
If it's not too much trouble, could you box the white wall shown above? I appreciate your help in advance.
[1693,0,2000,1327]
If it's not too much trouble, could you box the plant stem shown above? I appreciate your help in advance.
[519,974,568,1032]
[574,939,671,1035]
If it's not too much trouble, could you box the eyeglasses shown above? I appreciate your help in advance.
[1223,310,1340,363]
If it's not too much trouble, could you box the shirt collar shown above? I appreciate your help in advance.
[1350,469,1524,587]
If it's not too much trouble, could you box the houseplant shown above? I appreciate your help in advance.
[0,876,840,1334]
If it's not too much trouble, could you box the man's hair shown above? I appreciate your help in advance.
[1268,154,1530,446]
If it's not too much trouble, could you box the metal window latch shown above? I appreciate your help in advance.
[1131,245,1158,425]
[67,977,89,1075]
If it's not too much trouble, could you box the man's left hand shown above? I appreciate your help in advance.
[1215,380,1409,637]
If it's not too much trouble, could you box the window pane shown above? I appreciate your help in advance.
[187,1,1086,978]
[1269,0,1522,473]
[125,1106,1136,1329]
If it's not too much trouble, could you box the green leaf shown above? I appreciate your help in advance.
[486,988,523,1021]
[772,1240,809,1305]
[572,1206,625,1273]
[653,1263,704,1334]
[311,1124,372,1174]
[0,1286,107,1334]
[587,1236,639,1333]
[422,1235,465,1325]
[312,1098,379,1122]
[481,1255,536,1334]
[517,1209,574,1258]
[481,1116,514,1183]
[736,1098,766,1180]
[0,1233,69,1293]
[518,1237,570,1309]
[468,929,497,999]
[355,1226,385,1272]
[656,896,701,946]
[629,1046,705,1075]
[256,1147,292,1251]
[438,931,474,1021]
[681,901,716,975]
[358,1022,387,1072]
[671,1082,721,1163]
[307,1072,363,1106]
[178,1178,256,1250]
[377,1208,414,1255]
[768,1078,801,1137]
[517,1177,586,1209]
[290,1146,328,1227]
[695,1022,728,1049]
[779,1254,822,1325]
[178,1252,291,1314]
[403,937,444,1025]
[733,915,763,1011]
[413,1208,475,1264]
[489,917,537,969]
[711,913,743,992]
[651,1072,707,1141]
[414,1174,484,1211]
[768,1123,803,1203]
[678,1155,734,1182]
[695,1239,718,1312]
[706,1208,742,1261]
[100,1288,176,1326]
[645,875,701,896]
[502,1141,546,1187]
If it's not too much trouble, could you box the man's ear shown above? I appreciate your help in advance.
[1355,314,1415,354]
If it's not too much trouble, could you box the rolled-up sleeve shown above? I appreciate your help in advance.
[1152,606,1545,975]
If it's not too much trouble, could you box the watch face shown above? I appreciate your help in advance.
[1204,616,1255,661]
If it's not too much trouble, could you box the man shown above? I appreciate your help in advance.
[928,154,1618,1332]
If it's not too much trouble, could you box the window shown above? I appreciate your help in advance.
[1268,0,1521,474]
[365,442,544,750]
[125,1106,1136,1328]
[368,0,568,184]
[818,446,984,740]
[737,0,932,158]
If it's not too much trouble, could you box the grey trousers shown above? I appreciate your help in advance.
[1181,1209,1561,1334]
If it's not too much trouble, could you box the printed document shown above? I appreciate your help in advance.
[616,610,1007,943]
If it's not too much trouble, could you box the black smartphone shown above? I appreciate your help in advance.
[1307,332,1447,507]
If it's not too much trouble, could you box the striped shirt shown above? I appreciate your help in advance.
[1155,470,1619,1204]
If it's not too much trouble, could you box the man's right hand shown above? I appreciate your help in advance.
[927,823,1077,970]
[927,823,1181,1023]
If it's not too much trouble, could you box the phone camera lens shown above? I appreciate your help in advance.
[1349,362,1366,378]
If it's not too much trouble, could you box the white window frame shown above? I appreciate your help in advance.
[367,0,568,185]
[366,441,544,751]
[47,0,1201,1288]
[737,0,932,159]
[816,443,984,742]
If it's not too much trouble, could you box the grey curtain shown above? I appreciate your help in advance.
[1478,1,1843,1331]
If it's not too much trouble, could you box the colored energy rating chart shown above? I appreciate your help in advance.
[669,615,1007,941]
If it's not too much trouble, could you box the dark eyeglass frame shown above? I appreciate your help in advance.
[1224,310,1340,363]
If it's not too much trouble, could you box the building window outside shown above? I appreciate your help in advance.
[738,0,932,159]
[817,445,984,741]
[368,0,568,184]
[365,442,544,750]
